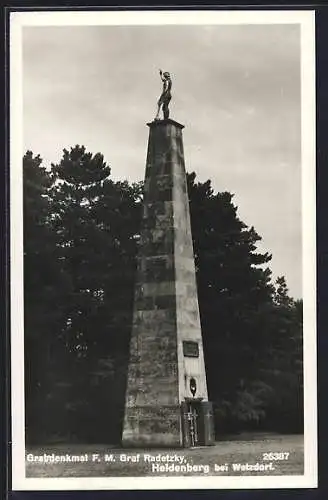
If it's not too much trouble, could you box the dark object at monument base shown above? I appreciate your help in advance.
[181,400,214,447]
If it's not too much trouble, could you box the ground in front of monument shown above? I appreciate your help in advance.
[26,433,303,477]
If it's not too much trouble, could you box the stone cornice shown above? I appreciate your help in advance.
[147,118,185,129]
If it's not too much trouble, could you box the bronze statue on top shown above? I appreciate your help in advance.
[155,69,172,120]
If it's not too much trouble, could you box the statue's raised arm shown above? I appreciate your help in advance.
[155,69,172,120]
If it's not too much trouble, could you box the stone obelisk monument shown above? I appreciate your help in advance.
[122,71,214,447]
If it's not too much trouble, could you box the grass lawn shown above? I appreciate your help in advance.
[26,433,303,477]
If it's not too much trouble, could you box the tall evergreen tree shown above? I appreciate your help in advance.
[187,172,278,431]
[261,278,303,432]
[49,145,142,442]
[23,151,71,442]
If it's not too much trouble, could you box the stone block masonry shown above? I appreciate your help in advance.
[122,119,214,447]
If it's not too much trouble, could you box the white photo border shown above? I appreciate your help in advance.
[10,8,317,491]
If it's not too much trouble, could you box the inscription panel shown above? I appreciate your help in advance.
[183,341,199,358]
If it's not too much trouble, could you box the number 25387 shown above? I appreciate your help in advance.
[263,452,290,461]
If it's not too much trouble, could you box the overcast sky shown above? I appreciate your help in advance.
[23,23,302,298]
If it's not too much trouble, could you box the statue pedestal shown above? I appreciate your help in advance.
[122,119,214,447]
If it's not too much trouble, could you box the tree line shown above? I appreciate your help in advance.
[23,146,303,444]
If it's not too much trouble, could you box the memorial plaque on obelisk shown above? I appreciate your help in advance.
[122,71,214,447]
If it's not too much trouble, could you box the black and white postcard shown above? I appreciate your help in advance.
[10,9,317,490]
